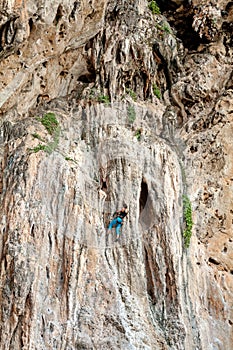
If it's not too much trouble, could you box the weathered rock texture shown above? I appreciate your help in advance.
[0,0,232,349]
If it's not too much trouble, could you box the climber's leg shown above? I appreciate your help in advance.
[108,217,118,230]
[115,217,123,237]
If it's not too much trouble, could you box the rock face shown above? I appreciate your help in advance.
[0,0,232,349]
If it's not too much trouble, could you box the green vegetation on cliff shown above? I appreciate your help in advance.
[148,1,161,15]
[183,195,193,248]
[30,112,60,154]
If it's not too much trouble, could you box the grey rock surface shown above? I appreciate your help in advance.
[0,0,232,349]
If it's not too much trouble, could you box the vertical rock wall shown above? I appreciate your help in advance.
[0,0,232,349]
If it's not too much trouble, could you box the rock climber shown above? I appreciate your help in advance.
[107,204,128,240]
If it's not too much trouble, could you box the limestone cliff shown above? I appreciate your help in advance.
[0,0,232,349]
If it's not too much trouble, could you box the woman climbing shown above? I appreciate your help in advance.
[107,204,128,241]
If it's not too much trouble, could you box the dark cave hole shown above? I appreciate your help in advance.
[209,257,220,265]
[101,180,107,191]
[78,72,96,83]
[28,18,34,32]
[155,0,177,12]
[155,1,210,50]
[222,246,227,253]
[53,4,63,25]
[139,179,148,213]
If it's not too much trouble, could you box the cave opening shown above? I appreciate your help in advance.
[155,1,208,50]
[139,178,148,213]
[156,0,177,12]
[77,72,96,83]
[101,180,107,192]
